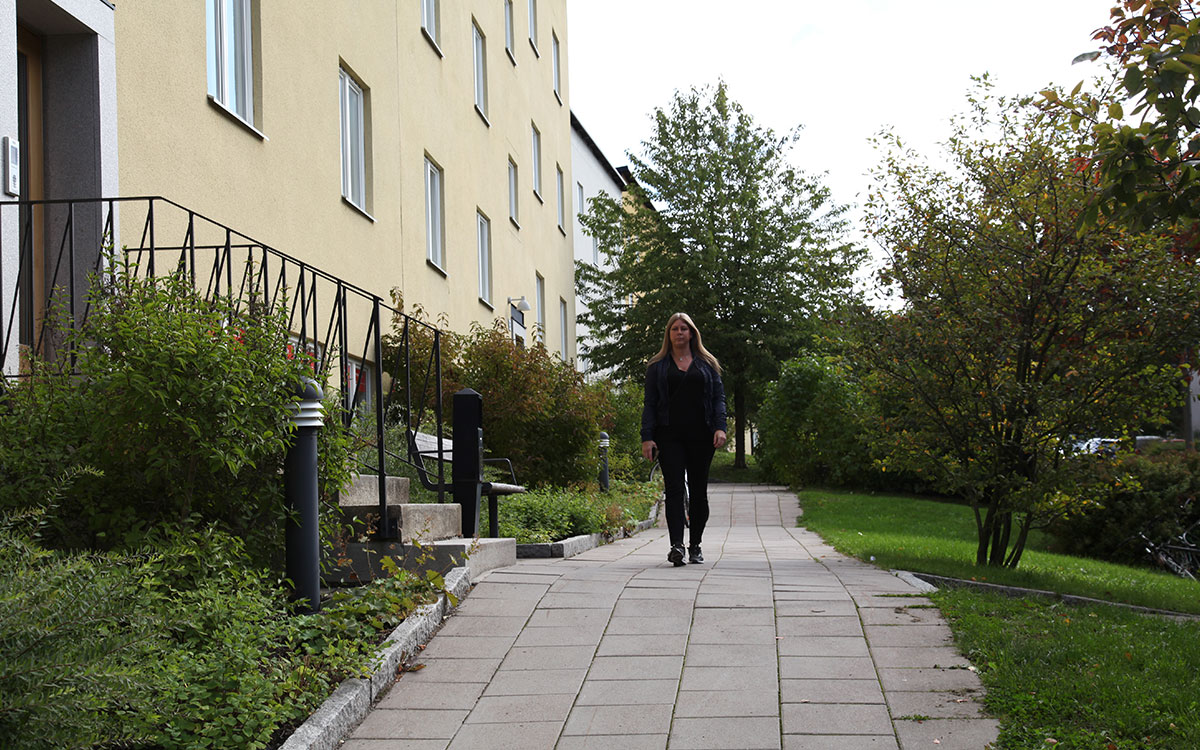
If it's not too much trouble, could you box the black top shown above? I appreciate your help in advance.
[641,356,727,442]
[667,362,706,431]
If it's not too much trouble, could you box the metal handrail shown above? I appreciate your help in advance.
[0,196,448,537]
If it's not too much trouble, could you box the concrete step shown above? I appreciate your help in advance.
[339,474,461,542]
[322,536,515,586]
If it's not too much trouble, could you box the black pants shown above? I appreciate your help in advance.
[656,429,714,548]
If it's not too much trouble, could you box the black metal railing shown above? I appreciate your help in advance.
[0,196,448,537]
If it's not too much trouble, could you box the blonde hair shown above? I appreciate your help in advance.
[648,312,721,374]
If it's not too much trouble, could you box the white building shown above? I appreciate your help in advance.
[569,111,624,375]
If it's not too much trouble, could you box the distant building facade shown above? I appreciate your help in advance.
[569,111,624,375]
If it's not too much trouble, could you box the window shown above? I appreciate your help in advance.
[473,21,488,119]
[504,0,516,63]
[425,157,445,269]
[576,182,584,216]
[559,298,568,360]
[421,0,440,48]
[556,165,565,230]
[528,0,538,54]
[339,68,367,210]
[552,31,562,102]
[536,274,546,343]
[531,123,542,199]
[508,158,520,226]
[477,212,492,304]
[206,0,254,124]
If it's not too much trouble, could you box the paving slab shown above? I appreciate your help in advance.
[329,484,997,750]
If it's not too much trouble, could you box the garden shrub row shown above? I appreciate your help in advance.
[496,481,658,544]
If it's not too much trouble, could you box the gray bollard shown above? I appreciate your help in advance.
[285,378,324,614]
[598,431,610,492]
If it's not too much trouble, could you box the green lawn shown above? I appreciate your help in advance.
[796,488,1200,749]
[797,488,1200,614]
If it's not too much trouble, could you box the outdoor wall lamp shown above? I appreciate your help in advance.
[507,295,532,312]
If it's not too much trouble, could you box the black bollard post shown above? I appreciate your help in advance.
[285,378,324,614]
[598,431,610,492]
[453,388,484,537]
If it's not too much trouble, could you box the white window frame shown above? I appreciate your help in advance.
[536,273,546,343]
[508,158,520,227]
[425,157,446,270]
[576,182,584,217]
[473,21,489,121]
[559,298,568,360]
[556,164,565,231]
[552,31,562,103]
[339,68,366,211]
[477,211,492,305]
[504,0,516,64]
[531,123,542,200]
[528,0,539,55]
[422,0,441,50]
[206,0,254,124]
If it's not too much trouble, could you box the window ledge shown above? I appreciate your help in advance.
[426,258,448,277]
[341,196,375,222]
[529,38,539,57]
[475,106,491,127]
[554,90,562,107]
[479,297,494,311]
[533,190,544,204]
[208,96,267,140]
[506,47,517,66]
[509,216,521,230]
[558,224,566,237]
[422,28,444,57]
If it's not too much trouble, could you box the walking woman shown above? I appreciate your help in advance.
[641,312,728,566]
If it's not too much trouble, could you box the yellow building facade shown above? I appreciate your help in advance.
[113,0,575,354]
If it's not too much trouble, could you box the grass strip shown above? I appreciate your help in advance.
[934,587,1200,749]
[796,488,1200,615]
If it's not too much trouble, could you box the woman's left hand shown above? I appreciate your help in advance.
[713,430,727,449]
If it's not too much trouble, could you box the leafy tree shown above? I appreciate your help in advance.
[856,84,1200,569]
[577,81,859,468]
[756,354,873,489]
[1059,0,1200,229]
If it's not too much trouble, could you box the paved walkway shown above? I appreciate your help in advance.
[342,484,999,749]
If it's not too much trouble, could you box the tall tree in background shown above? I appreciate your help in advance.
[858,84,1200,569]
[578,82,858,468]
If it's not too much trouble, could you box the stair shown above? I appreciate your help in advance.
[323,474,516,585]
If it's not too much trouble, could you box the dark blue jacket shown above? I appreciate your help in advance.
[641,356,727,442]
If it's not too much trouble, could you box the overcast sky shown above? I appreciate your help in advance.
[567,1,1112,236]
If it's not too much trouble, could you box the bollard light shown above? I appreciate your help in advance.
[598,431,610,492]
[285,378,324,614]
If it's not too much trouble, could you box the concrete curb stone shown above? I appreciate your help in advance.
[278,566,472,750]
[908,571,1200,621]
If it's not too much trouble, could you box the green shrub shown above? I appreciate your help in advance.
[590,377,654,482]
[1047,450,1200,565]
[496,481,657,543]
[756,354,875,488]
[0,257,352,564]
[0,502,164,749]
[453,321,606,487]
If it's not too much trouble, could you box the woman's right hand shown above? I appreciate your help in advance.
[642,440,657,461]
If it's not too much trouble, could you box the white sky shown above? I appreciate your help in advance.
[567,0,1111,239]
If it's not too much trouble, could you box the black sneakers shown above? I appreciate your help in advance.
[667,544,686,567]
[688,546,704,564]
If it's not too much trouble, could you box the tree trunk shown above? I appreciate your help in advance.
[1004,514,1033,568]
[988,511,1011,566]
[734,386,747,469]
[976,502,997,565]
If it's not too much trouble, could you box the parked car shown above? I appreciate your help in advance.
[1074,437,1121,456]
